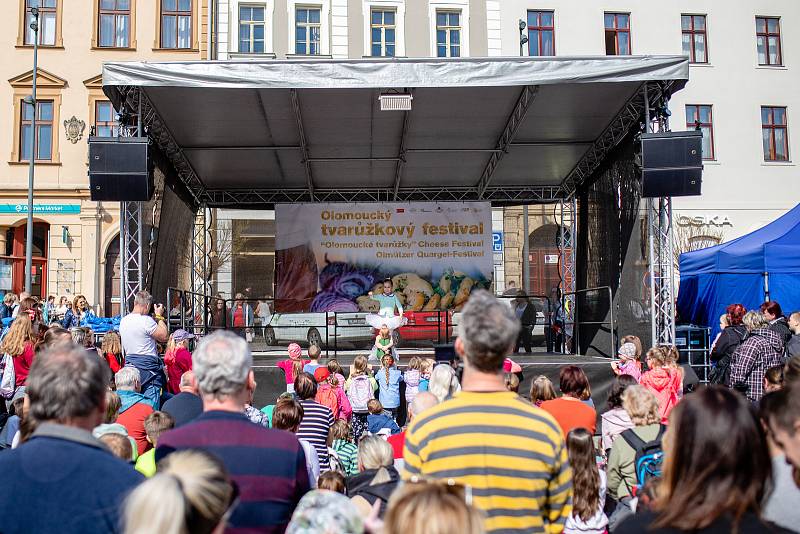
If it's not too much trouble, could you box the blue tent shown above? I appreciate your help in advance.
[677,204,800,334]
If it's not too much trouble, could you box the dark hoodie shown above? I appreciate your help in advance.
[769,317,792,347]
[346,466,400,517]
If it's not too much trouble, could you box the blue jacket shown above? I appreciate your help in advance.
[0,423,142,533]
[375,366,403,408]
[117,389,156,412]
[367,413,401,435]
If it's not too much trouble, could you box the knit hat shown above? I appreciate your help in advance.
[618,342,637,360]
[314,367,331,383]
[288,343,302,360]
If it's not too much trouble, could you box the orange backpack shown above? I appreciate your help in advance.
[316,384,340,418]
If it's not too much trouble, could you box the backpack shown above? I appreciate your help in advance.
[349,375,374,412]
[316,385,340,419]
[0,354,16,400]
[620,425,666,495]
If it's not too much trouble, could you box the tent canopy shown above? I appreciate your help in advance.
[102,56,688,207]
[677,203,800,330]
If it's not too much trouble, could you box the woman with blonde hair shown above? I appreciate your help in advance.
[101,331,124,374]
[639,347,681,423]
[428,363,461,403]
[124,449,236,534]
[61,294,90,329]
[347,435,399,519]
[529,375,556,407]
[384,479,485,534]
[1,315,36,389]
[606,385,663,530]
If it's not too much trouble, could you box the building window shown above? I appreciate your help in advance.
[762,106,789,161]
[756,17,782,66]
[436,10,460,58]
[24,0,57,46]
[604,12,630,55]
[94,101,121,137]
[20,100,54,162]
[685,105,714,160]
[160,0,192,49]
[527,10,554,56]
[239,5,265,53]
[98,0,131,47]
[371,9,396,57]
[295,7,321,55]
[681,14,707,63]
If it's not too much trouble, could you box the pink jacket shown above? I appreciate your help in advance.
[277,358,310,385]
[640,367,682,423]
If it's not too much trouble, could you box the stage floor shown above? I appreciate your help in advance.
[251,353,615,420]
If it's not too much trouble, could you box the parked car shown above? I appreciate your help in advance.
[390,310,454,346]
[262,311,374,348]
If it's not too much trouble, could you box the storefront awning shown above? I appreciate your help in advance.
[103,56,688,208]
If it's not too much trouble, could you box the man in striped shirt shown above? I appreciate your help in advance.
[295,372,335,470]
[157,332,310,533]
[404,290,572,534]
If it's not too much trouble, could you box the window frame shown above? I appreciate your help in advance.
[238,4,266,54]
[755,16,782,66]
[681,14,708,64]
[18,0,63,48]
[154,0,198,51]
[370,7,397,57]
[19,99,55,162]
[761,106,789,162]
[685,104,715,161]
[294,5,322,55]
[604,12,631,56]
[96,0,133,49]
[94,101,121,138]
[435,9,461,58]
[526,10,555,57]
[362,1,405,58]
[9,68,64,166]
[428,1,469,57]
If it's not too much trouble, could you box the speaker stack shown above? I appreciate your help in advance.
[640,131,703,198]
[88,137,153,201]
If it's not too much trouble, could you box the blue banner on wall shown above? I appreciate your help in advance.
[0,204,81,215]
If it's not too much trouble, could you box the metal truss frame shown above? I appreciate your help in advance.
[120,201,143,314]
[477,85,539,199]
[559,198,577,353]
[190,207,212,332]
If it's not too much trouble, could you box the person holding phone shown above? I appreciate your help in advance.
[119,290,170,408]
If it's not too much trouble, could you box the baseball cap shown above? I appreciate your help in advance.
[314,367,331,383]
[173,329,195,342]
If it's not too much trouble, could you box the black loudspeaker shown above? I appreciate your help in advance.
[88,137,153,201]
[640,131,703,197]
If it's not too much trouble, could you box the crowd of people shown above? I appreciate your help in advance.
[0,287,798,534]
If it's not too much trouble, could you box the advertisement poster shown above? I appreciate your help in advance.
[275,202,493,313]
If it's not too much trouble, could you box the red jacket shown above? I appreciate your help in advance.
[12,342,35,387]
[117,401,154,455]
[165,347,193,395]
[640,367,682,423]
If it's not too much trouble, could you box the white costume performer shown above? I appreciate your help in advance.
[365,292,406,331]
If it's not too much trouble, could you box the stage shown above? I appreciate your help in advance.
[250,352,615,422]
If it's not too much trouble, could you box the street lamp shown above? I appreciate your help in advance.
[518,19,529,57]
[518,19,530,295]
[25,5,40,294]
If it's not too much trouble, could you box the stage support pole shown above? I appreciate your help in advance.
[522,206,530,293]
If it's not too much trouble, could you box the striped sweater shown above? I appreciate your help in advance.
[297,399,335,470]
[156,410,310,534]
[404,391,572,534]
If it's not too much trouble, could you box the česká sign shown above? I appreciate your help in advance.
[676,214,732,228]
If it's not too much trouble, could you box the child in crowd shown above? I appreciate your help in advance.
[504,372,520,393]
[611,341,642,382]
[164,329,194,395]
[260,391,294,426]
[418,358,435,392]
[272,397,320,488]
[345,355,378,440]
[99,433,133,462]
[376,354,403,417]
[665,345,685,397]
[135,411,175,477]
[328,419,359,476]
[100,331,124,375]
[327,359,347,388]
[370,324,398,362]
[640,347,682,423]
[314,367,352,421]
[404,357,422,411]
[764,364,785,394]
[564,428,608,534]
[367,399,401,436]
[92,390,138,460]
[303,344,323,374]
[277,343,309,392]
[317,471,346,494]
[529,375,557,407]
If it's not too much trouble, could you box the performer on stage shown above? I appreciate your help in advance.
[366,278,406,332]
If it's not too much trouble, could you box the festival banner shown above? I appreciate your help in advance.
[275,202,493,313]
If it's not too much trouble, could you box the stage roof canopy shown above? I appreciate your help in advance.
[102,56,688,208]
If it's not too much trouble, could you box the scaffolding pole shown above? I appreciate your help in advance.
[120,201,143,314]
[559,198,577,353]
[190,206,211,334]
